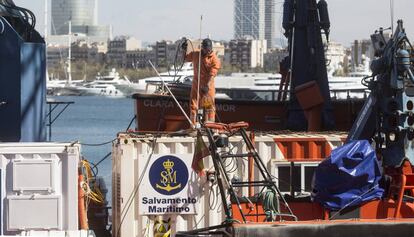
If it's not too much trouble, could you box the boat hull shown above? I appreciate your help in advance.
[231,218,414,237]
[133,93,365,131]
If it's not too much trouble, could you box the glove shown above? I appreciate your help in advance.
[201,86,209,94]
[181,40,188,50]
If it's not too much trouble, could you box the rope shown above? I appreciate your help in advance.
[262,188,280,221]
[80,160,105,205]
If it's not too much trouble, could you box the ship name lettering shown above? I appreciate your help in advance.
[143,99,189,109]
[216,104,236,112]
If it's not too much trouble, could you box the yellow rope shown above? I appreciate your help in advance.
[80,160,105,204]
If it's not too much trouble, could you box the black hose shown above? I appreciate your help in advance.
[173,38,188,83]
[0,2,36,40]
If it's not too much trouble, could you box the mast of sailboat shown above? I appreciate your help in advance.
[390,0,394,34]
[44,0,47,39]
[44,0,49,82]
[196,15,203,128]
[67,20,72,85]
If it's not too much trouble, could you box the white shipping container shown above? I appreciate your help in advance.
[112,132,346,237]
[0,142,80,235]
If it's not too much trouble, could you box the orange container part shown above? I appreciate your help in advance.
[231,201,325,222]
[232,202,259,223]
[78,174,89,230]
[273,137,333,161]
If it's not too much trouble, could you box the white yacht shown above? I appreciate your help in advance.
[132,62,194,94]
[76,69,130,97]
[46,74,85,96]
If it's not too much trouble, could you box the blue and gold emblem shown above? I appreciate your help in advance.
[149,155,188,195]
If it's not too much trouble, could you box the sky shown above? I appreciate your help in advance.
[14,0,414,46]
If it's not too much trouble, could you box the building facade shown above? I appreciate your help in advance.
[125,49,155,69]
[263,48,288,72]
[229,38,267,70]
[47,45,68,68]
[325,41,346,75]
[350,39,374,70]
[107,36,141,67]
[154,40,178,68]
[70,40,107,64]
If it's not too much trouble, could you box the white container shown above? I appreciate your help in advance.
[0,142,80,235]
[112,132,346,237]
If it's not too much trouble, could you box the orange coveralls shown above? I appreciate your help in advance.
[185,50,221,124]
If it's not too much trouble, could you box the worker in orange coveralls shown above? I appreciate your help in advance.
[182,38,221,125]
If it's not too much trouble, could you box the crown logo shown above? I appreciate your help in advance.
[163,159,174,169]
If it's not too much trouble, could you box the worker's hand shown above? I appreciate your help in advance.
[201,86,209,94]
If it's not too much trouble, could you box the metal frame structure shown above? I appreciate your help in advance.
[177,122,297,236]
[46,99,74,141]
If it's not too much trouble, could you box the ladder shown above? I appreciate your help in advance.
[203,121,297,223]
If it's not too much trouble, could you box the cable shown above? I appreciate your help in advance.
[361,75,374,87]
[143,218,151,237]
[92,152,112,171]
[208,184,219,210]
[80,139,116,147]
[125,115,136,131]
[0,2,36,40]
[80,160,105,205]
[173,38,187,82]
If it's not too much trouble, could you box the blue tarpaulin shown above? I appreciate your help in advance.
[312,140,384,210]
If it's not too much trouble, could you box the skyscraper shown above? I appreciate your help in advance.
[52,0,96,35]
[234,0,265,40]
[264,0,276,48]
[234,0,276,48]
[51,0,110,41]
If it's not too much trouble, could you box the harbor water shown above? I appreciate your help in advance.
[50,96,134,202]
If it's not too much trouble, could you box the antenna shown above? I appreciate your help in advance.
[68,20,72,84]
[390,0,394,33]
[196,15,203,127]
[44,0,48,39]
